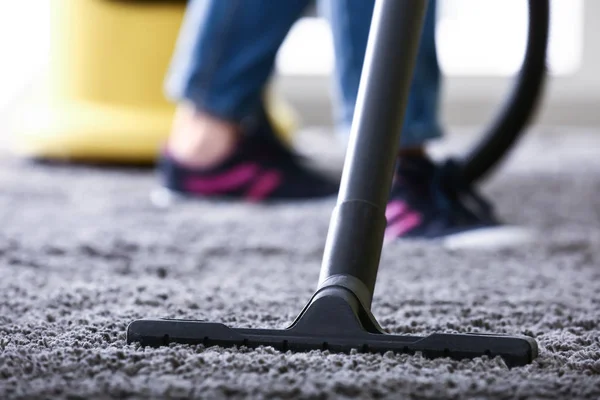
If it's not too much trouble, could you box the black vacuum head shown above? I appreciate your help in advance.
[127,289,538,368]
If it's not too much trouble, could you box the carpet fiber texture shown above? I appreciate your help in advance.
[1,130,600,399]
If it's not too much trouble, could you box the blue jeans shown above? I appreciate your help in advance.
[165,0,442,148]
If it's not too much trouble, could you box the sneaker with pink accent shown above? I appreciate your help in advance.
[154,108,339,205]
[384,157,534,249]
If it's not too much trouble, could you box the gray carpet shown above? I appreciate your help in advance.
[1,129,600,399]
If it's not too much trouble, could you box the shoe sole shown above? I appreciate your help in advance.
[150,187,242,209]
[150,187,337,208]
[150,187,181,209]
[441,225,537,250]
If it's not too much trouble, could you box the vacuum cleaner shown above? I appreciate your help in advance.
[127,0,544,368]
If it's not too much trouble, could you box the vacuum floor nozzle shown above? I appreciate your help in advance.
[127,288,537,368]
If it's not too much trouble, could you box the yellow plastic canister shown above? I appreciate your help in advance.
[9,0,296,164]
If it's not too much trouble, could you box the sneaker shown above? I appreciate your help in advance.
[153,106,339,206]
[384,156,534,249]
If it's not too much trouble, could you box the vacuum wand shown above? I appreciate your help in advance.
[318,0,428,308]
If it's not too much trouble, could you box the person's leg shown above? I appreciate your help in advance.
[164,0,309,167]
[321,0,531,248]
[156,0,338,202]
[319,0,442,152]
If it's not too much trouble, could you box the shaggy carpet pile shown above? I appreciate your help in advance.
[1,130,599,399]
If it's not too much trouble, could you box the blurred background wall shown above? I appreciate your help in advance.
[273,0,597,130]
[0,0,597,136]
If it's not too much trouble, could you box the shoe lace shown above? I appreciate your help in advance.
[430,159,496,224]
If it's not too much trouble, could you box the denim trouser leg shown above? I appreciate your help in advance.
[165,0,311,123]
[166,0,443,149]
[319,0,443,148]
